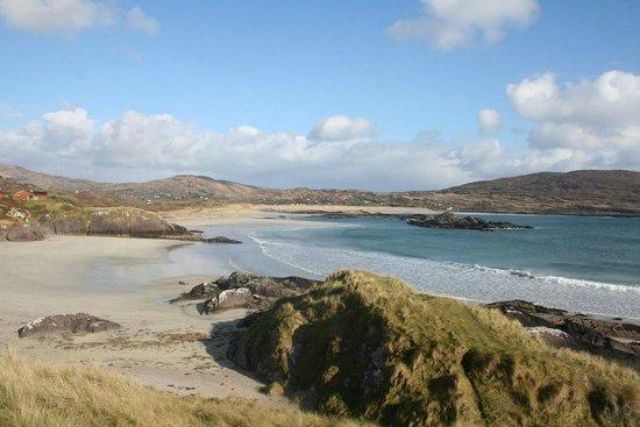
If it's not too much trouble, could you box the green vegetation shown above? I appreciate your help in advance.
[0,350,367,427]
[230,271,640,426]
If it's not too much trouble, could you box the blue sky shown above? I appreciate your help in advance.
[0,0,639,189]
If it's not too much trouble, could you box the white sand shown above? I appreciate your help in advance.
[0,235,291,407]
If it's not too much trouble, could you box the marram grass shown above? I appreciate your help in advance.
[0,350,368,427]
[230,270,640,426]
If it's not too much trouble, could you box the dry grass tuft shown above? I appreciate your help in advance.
[0,350,369,427]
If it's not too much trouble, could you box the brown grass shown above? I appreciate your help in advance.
[0,350,370,427]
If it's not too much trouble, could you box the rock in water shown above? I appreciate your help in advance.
[18,313,120,338]
[407,212,532,230]
[201,236,242,244]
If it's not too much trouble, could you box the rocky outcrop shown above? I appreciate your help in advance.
[407,212,533,230]
[18,313,120,338]
[170,271,321,313]
[485,299,640,367]
[4,224,47,242]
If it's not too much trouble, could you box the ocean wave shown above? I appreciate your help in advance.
[466,264,639,293]
[247,232,640,319]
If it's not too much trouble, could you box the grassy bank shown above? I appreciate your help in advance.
[230,271,640,426]
[0,351,367,427]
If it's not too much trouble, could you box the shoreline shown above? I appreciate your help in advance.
[1,212,638,403]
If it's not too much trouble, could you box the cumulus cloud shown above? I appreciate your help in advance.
[389,0,539,49]
[126,6,159,35]
[0,0,114,33]
[1,92,638,191]
[507,70,640,168]
[0,109,478,189]
[309,115,375,142]
[478,108,500,133]
[0,0,158,35]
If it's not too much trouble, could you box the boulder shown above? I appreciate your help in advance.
[203,288,253,313]
[18,313,120,338]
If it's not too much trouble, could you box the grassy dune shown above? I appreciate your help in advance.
[230,271,640,426]
[0,351,367,427]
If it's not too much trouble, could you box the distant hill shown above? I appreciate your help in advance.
[444,170,640,200]
[433,170,640,215]
[1,163,639,214]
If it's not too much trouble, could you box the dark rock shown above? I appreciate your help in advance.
[170,282,220,303]
[201,236,242,244]
[213,271,320,298]
[171,271,321,314]
[486,299,640,368]
[18,313,120,338]
[407,212,532,231]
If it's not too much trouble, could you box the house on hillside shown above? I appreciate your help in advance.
[12,190,32,202]
[0,191,7,199]
[32,191,49,200]
[11,189,49,202]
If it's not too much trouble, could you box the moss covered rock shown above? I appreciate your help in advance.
[228,271,640,426]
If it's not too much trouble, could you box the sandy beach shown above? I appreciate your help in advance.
[0,232,295,407]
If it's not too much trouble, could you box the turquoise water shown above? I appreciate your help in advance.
[249,214,640,319]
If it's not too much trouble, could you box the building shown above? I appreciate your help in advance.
[12,190,32,202]
[0,191,7,199]
[32,191,49,200]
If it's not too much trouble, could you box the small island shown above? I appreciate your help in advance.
[407,212,533,231]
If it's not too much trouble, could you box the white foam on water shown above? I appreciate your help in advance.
[249,234,640,320]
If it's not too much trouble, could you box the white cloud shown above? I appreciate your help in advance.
[507,70,640,168]
[0,0,158,35]
[309,115,374,142]
[478,108,500,133]
[1,100,638,191]
[126,6,159,35]
[0,0,115,34]
[389,0,539,50]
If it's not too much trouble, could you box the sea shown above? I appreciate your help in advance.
[92,213,640,320]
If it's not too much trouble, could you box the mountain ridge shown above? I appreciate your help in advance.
[1,162,639,215]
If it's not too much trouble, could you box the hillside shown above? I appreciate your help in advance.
[429,170,640,215]
[229,271,640,426]
[0,351,364,427]
[2,163,639,214]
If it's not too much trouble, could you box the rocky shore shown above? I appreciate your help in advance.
[486,299,640,369]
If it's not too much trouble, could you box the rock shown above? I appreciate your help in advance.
[5,224,46,242]
[18,313,120,338]
[170,282,220,303]
[214,271,320,298]
[527,326,575,348]
[201,236,242,244]
[407,212,532,231]
[486,299,640,367]
[171,272,321,313]
[203,288,253,313]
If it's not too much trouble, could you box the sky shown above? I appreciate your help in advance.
[0,0,639,190]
